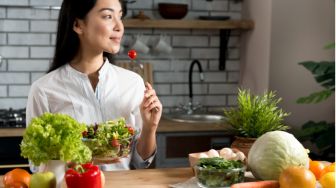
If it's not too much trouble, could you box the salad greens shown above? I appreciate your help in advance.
[82,118,135,158]
[195,157,245,188]
[197,157,244,169]
[20,113,92,166]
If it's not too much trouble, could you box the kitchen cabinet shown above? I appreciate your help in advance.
[0,136,29,175]
[155,119,235,168]
[156,132,234,168]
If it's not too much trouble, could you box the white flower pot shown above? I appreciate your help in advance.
[39,160,66,188]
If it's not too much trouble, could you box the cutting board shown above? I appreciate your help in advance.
[115,62,153,85]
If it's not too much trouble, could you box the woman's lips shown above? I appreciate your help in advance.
[110,37,121,44]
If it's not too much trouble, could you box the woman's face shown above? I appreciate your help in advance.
[76,0,124,55]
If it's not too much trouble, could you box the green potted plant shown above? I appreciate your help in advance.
[295,43,334,161]
[224,89,290,156]
[20,113,92,188]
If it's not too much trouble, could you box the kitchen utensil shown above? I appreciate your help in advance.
[152,35,172,54]
[127,50,158,112]
[129,35,149,54]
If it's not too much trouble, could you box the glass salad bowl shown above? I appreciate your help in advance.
[194,157,246,188]
[82,118,135,163]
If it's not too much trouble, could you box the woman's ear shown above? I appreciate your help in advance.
[73,18,84,35]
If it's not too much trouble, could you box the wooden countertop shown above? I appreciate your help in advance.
[0,167,256,188]
[0,128,24,137]
[0,119,233,137]
[102,167,194,188]
[0,167,194,188]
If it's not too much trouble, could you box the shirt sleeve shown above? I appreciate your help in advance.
[130,138,157,169]
[26,84,50,173]
[26,84,50,126]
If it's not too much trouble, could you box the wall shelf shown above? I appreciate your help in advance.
[123,19,254,71]
[123,19,254,30]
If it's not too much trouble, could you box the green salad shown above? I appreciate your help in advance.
[82,118,135,159]
[195,157,245,188]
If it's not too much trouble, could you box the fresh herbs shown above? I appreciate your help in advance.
[83,118,135,158]
[195,157,245,188]
[224,89,290,138]
[20,113,92,166]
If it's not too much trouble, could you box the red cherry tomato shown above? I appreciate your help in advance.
[127,127,134,135]
[128,49,137,60]
[111,139,120,147]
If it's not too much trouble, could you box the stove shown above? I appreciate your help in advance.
[0,108,26,128]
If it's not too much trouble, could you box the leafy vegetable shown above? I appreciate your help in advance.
[195,157,245,188]
[20,113,92,166]
[224,89,290,138]
[197,157,244,169]
[248,131,309,180]
[83,118,135,158]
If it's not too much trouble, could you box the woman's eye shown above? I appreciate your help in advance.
[103,15,112,19]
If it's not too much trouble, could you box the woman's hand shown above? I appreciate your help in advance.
[140,82,162,132]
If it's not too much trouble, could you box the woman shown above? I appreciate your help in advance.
[26,0,162,170]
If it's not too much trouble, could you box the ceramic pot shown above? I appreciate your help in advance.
[230,136,257,158]
[40,160,66,188]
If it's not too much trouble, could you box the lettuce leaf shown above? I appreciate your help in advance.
[20,113,92,166]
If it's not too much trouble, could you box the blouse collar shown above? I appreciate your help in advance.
[65,58,110,79]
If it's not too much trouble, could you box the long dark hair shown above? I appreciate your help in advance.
[49,0,124,73]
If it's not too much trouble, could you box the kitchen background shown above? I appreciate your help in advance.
[0,0,334,171]
[0,0,334,129]
[0,0,243,115]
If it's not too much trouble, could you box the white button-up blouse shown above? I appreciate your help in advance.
[26,59,155,170]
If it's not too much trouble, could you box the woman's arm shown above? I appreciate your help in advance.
[137,82,162,160]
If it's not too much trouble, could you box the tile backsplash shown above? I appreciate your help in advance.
[0,0,241,113]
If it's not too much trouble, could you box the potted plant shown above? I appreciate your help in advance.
[224,89,290,156]
[295,43,335,161]
[20,113,92,188]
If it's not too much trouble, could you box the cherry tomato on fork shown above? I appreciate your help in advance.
[128,49,137,60]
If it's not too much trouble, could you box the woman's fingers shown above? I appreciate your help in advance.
[145,82,153,90]
[144,89,156,99]
[144,82,160,112]
[144,95,157,108]
[143,100,162,113]
[147,101,160,112]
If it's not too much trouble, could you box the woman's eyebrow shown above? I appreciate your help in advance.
[99,8,122,14]
[99,8,115,12]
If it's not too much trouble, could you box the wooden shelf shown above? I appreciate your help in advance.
[123,19,254,30]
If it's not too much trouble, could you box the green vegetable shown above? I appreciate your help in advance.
[197,157,243,169]
[248,131,309,180]
[195,157,245,188]
[20,113,92,166]
[83,118,135,158]
[224,89,290,138]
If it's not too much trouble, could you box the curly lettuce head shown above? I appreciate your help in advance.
[20,113,92,166]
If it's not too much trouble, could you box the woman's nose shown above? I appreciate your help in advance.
[114,18,124,33]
